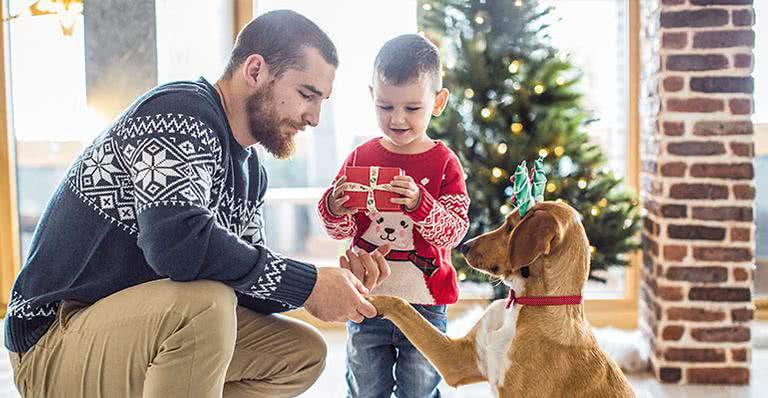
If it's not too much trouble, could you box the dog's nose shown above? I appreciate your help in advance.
[384,227,395,234]
[459,240,472,255]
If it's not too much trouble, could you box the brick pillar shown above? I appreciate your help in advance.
[639,0,755,385]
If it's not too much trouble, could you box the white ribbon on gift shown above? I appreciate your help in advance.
[344,166,390,214]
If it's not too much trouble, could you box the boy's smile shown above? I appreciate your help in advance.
[370,75,449,154]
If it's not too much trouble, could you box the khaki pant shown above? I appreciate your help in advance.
[8,279,326,398]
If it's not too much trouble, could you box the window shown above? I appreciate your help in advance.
[752,0,766,299]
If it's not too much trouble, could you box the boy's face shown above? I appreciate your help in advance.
[370,75,448,149]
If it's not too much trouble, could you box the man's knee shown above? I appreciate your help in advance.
[297,324,327,378]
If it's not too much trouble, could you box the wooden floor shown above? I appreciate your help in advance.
[0,322,764,397]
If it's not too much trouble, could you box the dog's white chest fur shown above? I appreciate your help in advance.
[474,277,525,391]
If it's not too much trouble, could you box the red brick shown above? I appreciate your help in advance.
[732,9,754,26]
[662,9,730,28]
[661,204,687,218]
[691,0,753,4]
[693,30,754,49]
[660,162,686,177]
[693,121,752,136]
[731,227,751,242]
[729,98,753,115]
[643,235,659,256]
[669,183,728,200]
[693,247,752,262]
[664,245,688,262]
[689,287,751,302]
[663,76,685,92]
[662,32,687,50]
[663,121,685,136]
[667,98,724,113]
[662,325,685,341]
[731,308,753,322]
[692,206,754,221]
[667,54,729,71]
[665,348,726,362]
[668,307,725,322]
[659,367,682,383]
[733,267,750,281]
[732,184,755,199]
[667,141,725,156]
[730,142,753,157]
[690,77,753,94]
[733,53,752,68]
[692,206,753,221]
[731,348,748,362]
[668,224,726,241]
[691,327,750,342]
[690,163,753,179]
[687,367,749,385]
[666,266,728,283]
[659,286,685,301]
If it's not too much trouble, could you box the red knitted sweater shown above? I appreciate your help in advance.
[318,138,469,305]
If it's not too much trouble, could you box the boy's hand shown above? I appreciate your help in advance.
[387,175,421,211]
[328,175,356,217]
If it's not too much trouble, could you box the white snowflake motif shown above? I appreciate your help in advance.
[82,145,121,186]
[133,149,183,189]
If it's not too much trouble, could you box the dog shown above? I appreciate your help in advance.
[368,201,634,397]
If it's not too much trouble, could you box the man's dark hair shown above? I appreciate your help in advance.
[373,33,442,91]
[224,10,338,79]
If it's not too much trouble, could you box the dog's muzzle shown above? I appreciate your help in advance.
[459,240,472,255]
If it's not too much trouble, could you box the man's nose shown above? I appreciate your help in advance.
[304,104,320,127]
[384,227,395,234]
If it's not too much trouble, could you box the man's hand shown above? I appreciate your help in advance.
[304,267,374,323]
[304,245,392,323]
[387,175,421,211]
[341,244,391,291]
[327,175,356,217]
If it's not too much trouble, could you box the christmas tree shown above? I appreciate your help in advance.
[418,0,640,292]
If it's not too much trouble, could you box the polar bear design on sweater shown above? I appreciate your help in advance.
[359,211,435,304]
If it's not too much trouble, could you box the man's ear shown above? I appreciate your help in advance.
[432,88,449,116]
[241,54,269,88]
[507,209,564,270]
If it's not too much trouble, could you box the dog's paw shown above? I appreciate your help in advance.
[366,295,408,316]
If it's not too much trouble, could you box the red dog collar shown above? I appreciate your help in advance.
[505,289,583,309]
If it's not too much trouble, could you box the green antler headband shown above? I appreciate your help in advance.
[511,156,547,216]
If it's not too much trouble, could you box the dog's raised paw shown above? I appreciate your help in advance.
[366,295,407,316]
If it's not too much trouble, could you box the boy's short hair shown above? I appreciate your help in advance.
[224,10,338,79]
[373,34,442,91]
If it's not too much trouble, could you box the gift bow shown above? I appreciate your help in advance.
[344,166,390,214]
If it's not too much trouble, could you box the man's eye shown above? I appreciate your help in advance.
[299,91,312,100]
[406,107,421,112]
[377,105,393,111]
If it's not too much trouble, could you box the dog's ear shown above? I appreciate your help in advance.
[508,209,564,270]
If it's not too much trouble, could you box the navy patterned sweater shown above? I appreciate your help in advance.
[5,78,317,353]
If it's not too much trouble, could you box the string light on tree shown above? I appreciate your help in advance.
[515,0,523,6]
[554,146,565,157]
[556,76,566,86]
[599,198,608,207]
[508,60,520,74]
[497,143,508,154]
[534,84,545,94]
[464,88,475,98]
[422,3,432,11]
[538,148,549,158]
[500,204,512,215]
[591,206,600,216]
[546,182,557,193]
[475,15,484,24]
[578,178,588,189]
[492,167,503,179]
[481,107,493,119]
[510,122,523,134]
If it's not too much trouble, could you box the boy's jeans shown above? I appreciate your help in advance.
[346,304,447,398]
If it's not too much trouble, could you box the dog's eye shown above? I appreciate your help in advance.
[400,221,409,228]
[507,224,514,233]
[377,217,384,223]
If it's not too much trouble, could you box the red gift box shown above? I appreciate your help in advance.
[343,166,403,212]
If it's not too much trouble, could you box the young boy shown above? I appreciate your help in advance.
[317,34,470,398]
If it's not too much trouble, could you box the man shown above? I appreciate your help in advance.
[5,10,389,397]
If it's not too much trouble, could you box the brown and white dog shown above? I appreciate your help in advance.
[369,201,634,397]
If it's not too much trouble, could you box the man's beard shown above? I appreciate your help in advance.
[245,83,298,159]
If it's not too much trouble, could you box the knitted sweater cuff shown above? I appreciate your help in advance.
[266,259,318,309]
[405,185,436,222]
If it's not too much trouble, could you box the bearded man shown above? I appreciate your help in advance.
[5,10,389,398]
